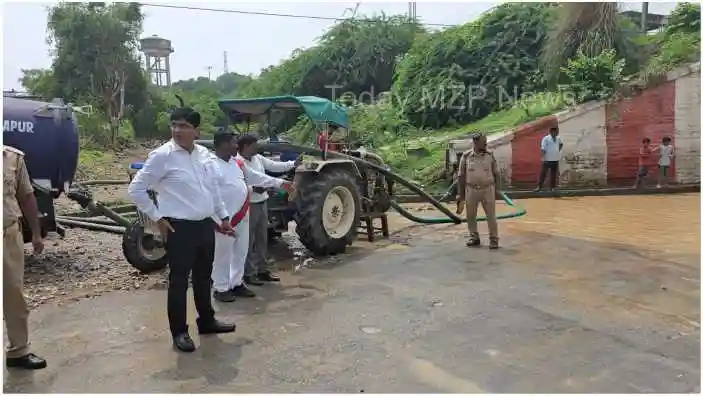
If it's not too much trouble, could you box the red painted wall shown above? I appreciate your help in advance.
[605,82,676,185]
[510,115,559,186]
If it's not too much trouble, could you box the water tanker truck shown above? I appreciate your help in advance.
[2,93,80,242]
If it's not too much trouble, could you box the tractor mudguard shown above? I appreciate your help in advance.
[295,159,362,178]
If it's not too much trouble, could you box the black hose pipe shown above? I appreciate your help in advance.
[258,142,463,224]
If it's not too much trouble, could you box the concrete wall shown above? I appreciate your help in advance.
[487,62,701,188]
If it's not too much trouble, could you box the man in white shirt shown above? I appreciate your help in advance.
[236,134,301,285]
[536,127,564,191]
[127,107,236,353]
[207,131,292,302]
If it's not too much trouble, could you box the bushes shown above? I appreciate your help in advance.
[665,3,701,36]
[645,32,701,78]
[392,3,554,129]
[560,49,626,103]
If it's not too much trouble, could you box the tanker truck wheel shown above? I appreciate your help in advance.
[295,169,360,255]
[122,220,168,273]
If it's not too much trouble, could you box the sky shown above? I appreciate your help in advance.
[2,1,679,90]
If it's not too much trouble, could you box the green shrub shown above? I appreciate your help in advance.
[646,32,701,78]
[666,3,701,37]
[560,49,625,103]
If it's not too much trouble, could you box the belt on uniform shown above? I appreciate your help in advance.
[3,220,18,231]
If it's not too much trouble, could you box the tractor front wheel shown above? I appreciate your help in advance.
[122,219,168,273]
[295,169,360,255]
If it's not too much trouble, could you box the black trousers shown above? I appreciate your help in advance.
[538,161,559,189]
[164,217,216,336]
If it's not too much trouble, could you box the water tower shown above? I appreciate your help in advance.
[140,35,174,87]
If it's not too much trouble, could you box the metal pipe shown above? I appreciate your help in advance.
[56,218,126,234]
[76,180,129,186]
[56,216,121,226]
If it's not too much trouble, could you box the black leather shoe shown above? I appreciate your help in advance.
[258,271,280,282]
[197,319,236,335]
[6,353,47,370]
[173,333,196,353]
[213,290,236,302]
[243,275,264,286]
[232,284,256,298]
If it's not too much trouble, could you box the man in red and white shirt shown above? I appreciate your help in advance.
[206,131,291,302]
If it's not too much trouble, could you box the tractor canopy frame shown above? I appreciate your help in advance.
[218,95,349,137]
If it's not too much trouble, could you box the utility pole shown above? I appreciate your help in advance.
[641,2,649,34]
[223,51,229,75]
[205,65,213,80]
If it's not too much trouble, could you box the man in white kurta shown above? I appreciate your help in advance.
[207,131,290,302]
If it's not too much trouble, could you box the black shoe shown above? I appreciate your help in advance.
[489,238,500,250]
[213,290,236,302]
[243,275,264,286]
[197,319,236,335]
[6,353,47,370]
[258,271,280,282]
[466,233,481,247]
[173,333,196,353]
[232,284,256,298]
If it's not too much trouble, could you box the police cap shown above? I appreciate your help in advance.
[470,132,486,140]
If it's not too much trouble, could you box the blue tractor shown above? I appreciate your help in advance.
[2,93,80,242]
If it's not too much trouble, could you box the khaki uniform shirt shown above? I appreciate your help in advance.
[459,149,497,189]
[3,146,33,229]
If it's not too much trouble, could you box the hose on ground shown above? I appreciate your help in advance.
[390,191,526,224]
[259,143,526,224]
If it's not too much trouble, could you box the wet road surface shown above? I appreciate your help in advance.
[4,194,700,393]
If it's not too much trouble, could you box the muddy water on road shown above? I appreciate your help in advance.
[496,193,701,334]
[375,193,700,336]
[501,193,700,256]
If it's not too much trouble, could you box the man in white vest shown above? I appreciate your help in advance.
[207,131,292,301]
[236,134,301,285]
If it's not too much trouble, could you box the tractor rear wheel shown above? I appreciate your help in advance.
[295,169,360,255]
[122,219,168,273]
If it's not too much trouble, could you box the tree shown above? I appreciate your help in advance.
[541,3,638,85]
[665,2,701,36]
[240,14,422,101]
[19,68,56,97]
[46,2,147,144]
[392,3,555,128]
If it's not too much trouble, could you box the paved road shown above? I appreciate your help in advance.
[4,213,700,393]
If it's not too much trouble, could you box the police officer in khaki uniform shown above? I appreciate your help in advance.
[456,133,500,249]
[3,145,47,370]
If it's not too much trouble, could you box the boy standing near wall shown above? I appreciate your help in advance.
[652,136,675,188]
[633,137,653,189]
